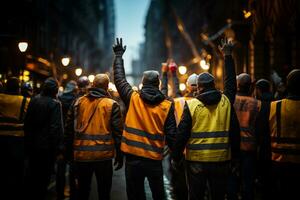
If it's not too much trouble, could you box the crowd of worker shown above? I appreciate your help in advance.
[0,38,299,200]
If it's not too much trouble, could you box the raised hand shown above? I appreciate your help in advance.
[113,38,126,57]
[219,38,234,56]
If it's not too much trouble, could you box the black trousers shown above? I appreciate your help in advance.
[75,160,113,200]
[0,136,24,200]
[269,162,300,200]
[186,161,229,200]
[26,149,56,200]
[125,156,165,200]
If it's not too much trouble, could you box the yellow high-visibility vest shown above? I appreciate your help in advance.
[269,99,300,163]
[186,94,231,162]
[73,96,116,161]
[0,93,30,137]
[234,95,261,151]
[121,92,172,160]
[174,97,193,126]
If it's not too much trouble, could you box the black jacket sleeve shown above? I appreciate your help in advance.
[50,100,64,154]
[64,100,75,159]
[257,101,271,162]
[113,56,133,107]
[229,107,240,160]
[164,103,177,151]
[171,102,192,161]
[171,71,182,98]
[110,102,123,154]
[223,55,237,104]
[161,71,168,96]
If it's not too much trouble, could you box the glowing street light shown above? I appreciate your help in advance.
[179,83,186,91]
[243,10,252,19]
[202,63,210,70]
[75,68,83,77]
[88,74,95,82]
[178,65,187,75]
[200,59,206,68]
[18,42,28,53]
[61,57,70,66]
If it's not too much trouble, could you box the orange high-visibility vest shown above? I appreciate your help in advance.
[234,95,261,151]
[174,97,193,126]
[269,99,300,163]
[121,91,172,160]
[73,96,116,161]
[0,93,30,137]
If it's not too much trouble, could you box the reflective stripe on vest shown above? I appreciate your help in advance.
[121,92,172,160]
[174,97,193,126]
[269,99,300,163]
[186,94,231,162]
[0,94,30,137]
[73,96,115,161]
[234,95,261,151]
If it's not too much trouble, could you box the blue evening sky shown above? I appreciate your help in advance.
[115,0,150,74]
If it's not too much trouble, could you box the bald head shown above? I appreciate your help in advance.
[93,74,110,90]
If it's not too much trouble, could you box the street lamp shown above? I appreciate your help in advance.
[179,83,186,91]
[18,42,28,53]
[61,57,70,67]
[88,74,95,82]
[178,66,187,75]
[200,59,206,68]
[75,68,83,77]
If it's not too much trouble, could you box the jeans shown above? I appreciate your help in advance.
[186,161,229,200]
[75,160,113,200]
[125,155,165,200]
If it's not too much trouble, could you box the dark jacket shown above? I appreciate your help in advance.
[113,56,177,157]
[172,55,240,161]
[64,88,123,160]
[59,92,77,123]
[24,94,64,154]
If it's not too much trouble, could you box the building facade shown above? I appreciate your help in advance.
[0,0,115,87]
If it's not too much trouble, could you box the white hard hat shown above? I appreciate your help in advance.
[186,73,198,87]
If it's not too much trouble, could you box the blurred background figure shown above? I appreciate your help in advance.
[0,77,30,199]
[77,76,90,97]
[56,80,78,200]
[21,82,33,98]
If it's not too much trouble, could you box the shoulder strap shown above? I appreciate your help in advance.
[75,98,104,133]
[276,101,282,138]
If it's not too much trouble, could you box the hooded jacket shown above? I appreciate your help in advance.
[172,55,240,161]
[113,56,177,160]
[24,78,63,154]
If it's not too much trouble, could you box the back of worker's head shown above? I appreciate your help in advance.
[237,73,251,94]
[142,70,160,88]
[287,69,300,96]
[93,74,110,91]
[186,73,198,92]
[64,80,78,94]
[5,77,20,95]
[42,77,59,98]
[77,76,90,89]
[197,72,215,93]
